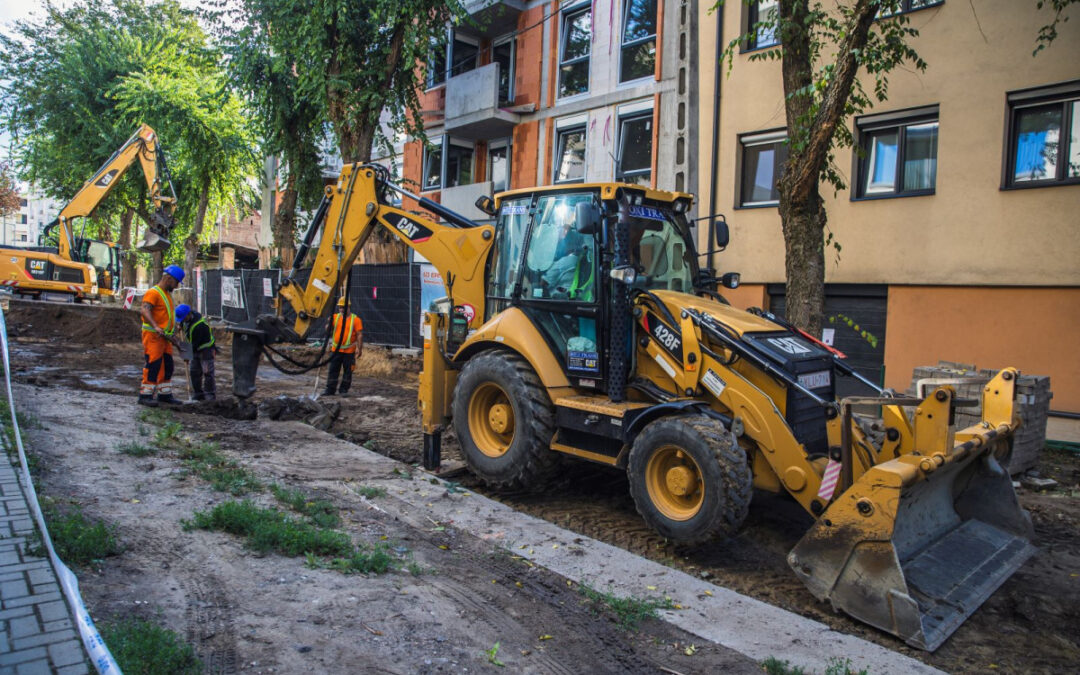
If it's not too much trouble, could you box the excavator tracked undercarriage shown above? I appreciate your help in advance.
[228,163,1034,651]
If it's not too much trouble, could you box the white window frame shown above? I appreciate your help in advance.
[422,136,444,192]
[554,115,589,184]
[488,138,512,193]
[618,0,658,84]
[615,101,654,184]
[738,130,788,207]
[558,4,592,100]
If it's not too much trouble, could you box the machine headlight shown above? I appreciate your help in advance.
[610,265,637,285]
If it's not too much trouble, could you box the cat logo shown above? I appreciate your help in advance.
[94,169,120,188]
[767,336,812,355]
[387,214,432,243]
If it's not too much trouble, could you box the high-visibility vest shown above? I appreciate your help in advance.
[330,314,360,351]
[186,317,215,351]
[569,253,594,301]
[140,285,175,336]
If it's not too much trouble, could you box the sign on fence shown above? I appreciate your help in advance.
[419,264,445,333]
[222,276,244,309]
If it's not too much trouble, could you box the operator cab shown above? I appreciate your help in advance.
[487,184,702,390]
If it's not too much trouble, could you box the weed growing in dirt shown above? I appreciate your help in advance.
[100,617,201,675]
[153,422,184,448]
[137,408,174,426]
[117,441,156,457]
[186,500,353,557]
[406,560,426,576]
[578,584,675,631]
[482,641,506,667]
[41,499,122,567]
[824,658,868,675]
[319,543,396,575]
[178,442,262,496]
[762,658,806,675]
[354,485,387,499]
[270,483,340,527]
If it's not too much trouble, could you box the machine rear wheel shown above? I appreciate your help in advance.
[628,415,752,545]
[452,350,558,491]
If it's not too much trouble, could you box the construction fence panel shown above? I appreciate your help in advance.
[200,269,281,323]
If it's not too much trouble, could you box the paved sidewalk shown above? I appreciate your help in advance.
[0,456,87,674]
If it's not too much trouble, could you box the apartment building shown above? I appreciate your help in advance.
[401,0,696,220]
[697,0,1080,415]
[1,188,60,246]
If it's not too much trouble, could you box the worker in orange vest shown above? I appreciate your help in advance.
[138,265,184,407]
[322,295,363,396]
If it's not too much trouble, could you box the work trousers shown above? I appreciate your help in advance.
[324,351,356,395]
[141,332,174,398]
[189,348,217,400]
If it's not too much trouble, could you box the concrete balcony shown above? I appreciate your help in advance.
[463,0,524,37]
[440,181,494,223]
[445,62,520,141]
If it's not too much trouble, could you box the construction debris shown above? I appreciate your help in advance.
[258,395,341,431]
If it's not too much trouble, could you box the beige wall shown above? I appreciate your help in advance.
[696,0,1080,286]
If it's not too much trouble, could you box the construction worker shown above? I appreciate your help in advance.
[175,304,217,401]
[322,296,363,396]
[138,265,184,406]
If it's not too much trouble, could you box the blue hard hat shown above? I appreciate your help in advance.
[164,264,185,283]
[175,304,192,324]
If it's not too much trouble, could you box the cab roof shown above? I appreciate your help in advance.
[494,182,694,206]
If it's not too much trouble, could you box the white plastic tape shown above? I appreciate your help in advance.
[0,308,120,674]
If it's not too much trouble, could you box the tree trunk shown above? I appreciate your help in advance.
[777,186,827,337]
[119,208,136,288]
[275,173,298,270]
[179,177,212,304]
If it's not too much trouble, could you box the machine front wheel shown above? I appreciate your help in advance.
[628,415,752,545]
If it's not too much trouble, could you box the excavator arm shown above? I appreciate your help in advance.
[230,163,494,399]
[44,124,177,255]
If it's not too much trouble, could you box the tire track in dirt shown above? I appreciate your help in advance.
[180,574,239,673]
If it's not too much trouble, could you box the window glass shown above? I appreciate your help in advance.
[446,144,474,188]
[489,144,510,193]
[740,136,788,205]
[864,130,899,194]
[450,38,478,78]
[427,40,447,88]
[559,9,591,97]
[628,209,695,293]
[617,114,653,186]
[555,127,587,183]
[749,1,779,49]
[902,123,938,191]
[522,193,597,302]
[1013,105,1062,183]
[423,145,442,190]
[488,197,531,307]
[494,40,514,104]
[620,0,657,82]
[1070,101,1080,179]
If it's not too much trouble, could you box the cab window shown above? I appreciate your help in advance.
[627,207,694,293]
[488,197,531,317]
[521,193,597,302]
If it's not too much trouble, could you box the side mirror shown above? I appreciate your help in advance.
[575,201,601,235]
[715,218,730,249]
[721,272,740,289]
[474,195,497,217]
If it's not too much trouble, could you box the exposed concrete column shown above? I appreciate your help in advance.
[222,246,236,270]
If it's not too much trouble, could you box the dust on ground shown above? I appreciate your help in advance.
[9,300,1080,673]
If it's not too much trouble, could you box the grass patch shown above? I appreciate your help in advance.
[579,584,675,631]
[137,408,174,426]
[185,500,353,557]
[178,442,262,496]
[153,421,184,448]
[761,657,868,675]
[100,617,201,675]
[117,441,156,457]
[42,500,122,567]
[354,485,387,499]
[270,484,340,528]
[307,543,396,575]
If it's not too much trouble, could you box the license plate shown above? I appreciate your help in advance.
[798,370,831,390]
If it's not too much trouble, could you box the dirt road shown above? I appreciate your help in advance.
[8,301,1080,673]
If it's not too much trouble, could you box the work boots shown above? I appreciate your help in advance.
[137,394,158,408]
[157,394,180,405]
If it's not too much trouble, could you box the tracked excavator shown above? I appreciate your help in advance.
[0,124,177,300]
[230,163,1034,651]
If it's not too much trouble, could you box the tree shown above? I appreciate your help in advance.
[217,0,469,263]
[720,0,925,335]
[0,164,18,219]
[0,0,257,287]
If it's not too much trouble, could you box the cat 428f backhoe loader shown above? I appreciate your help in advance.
[230,163,1034,652]
[0,124,177,301]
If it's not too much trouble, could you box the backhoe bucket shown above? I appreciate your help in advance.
[136,229,170,253]
[788,372,1035,651]
[231,329,265,399]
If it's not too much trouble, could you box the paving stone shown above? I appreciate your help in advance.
[0,605,35,620]
[56,664,90,675]
[48,640,86,667]
[0,646,47,666]
[25,569,52,587]
[36,601,70,624]
[4,591,62,609]
[12,627,80,650]
[8,614,40,639]
[29,581,58,596]
[41,619,72,633]
[15,659,52,674]
[0,548,20,566]
[0,570,27,582]
[1,578,29,599]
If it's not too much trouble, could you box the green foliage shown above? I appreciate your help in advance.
[117,441,157,457]
[1035,0,1077,55]
[354,484,387,499]
[318,543,396,575]
[270,483,340,527]
[828,313,879,349]
[825,658,869,675]
[762,657,806,675]
[100,617,202,675]
[41,500,123,567]
[137,407,174,426]
[178,442,263,495]
[482,642,506,667]
[153,421,184,448]
[0,162,20,218]
[186,499,353,557]
[578,584,676,631]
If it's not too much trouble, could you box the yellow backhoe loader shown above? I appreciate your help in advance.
[0,124,177,300]
[230,163,1034,651]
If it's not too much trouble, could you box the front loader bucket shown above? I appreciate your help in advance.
[788,372,1035,651]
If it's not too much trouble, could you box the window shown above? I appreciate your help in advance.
[747,1,779,50]
[449,35,478,79]
[554,125,587,184]
[1005,82,1080,187]
[19,214,27,224]
[426,31,477,88]
[620,0,657,83]
[559,7,592,98]
[739,130,788,206]
[445,142,474,188]
[19,234,26,242]
[423,137,475,192]
[616,111,653,186]
[423,141,443,191]
[426,38,448,88]
[19,198,27,207]
[489,140,511,193]
[879,0,944,18]
[855,107,938,198]
[493,38,515,105]
[523,192,597,302]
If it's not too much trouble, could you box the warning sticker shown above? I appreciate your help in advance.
[701,369,727,399]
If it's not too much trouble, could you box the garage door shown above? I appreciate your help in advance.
[767,284,888,399]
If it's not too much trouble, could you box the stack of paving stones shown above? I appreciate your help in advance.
[0,459,88,674]
[908,361,1052,475]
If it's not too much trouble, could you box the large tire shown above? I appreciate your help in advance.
[627,415,752,545]
[452,350,559,491]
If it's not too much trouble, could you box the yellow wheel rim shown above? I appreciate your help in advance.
[645,445,705,521]
[468,382,516,458]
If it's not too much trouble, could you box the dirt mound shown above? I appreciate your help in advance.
[6,300,141,343]
[257,395,341,430]
[181,397,258,420]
